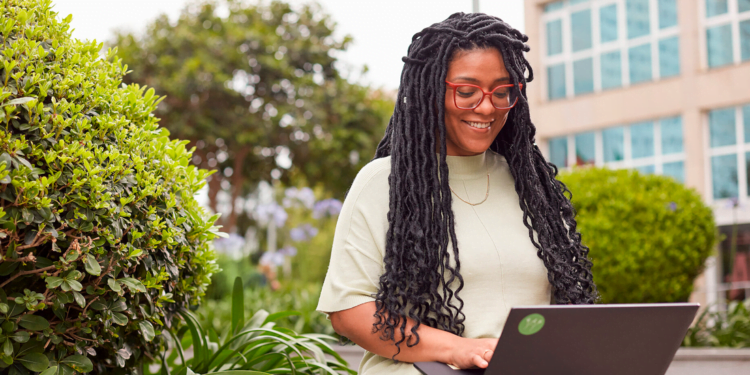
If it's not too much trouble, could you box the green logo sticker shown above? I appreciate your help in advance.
[518,313,545,335]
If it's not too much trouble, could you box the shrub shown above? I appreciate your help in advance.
[682,300,750,347]
[153,277,353,375]
[559,168,716,303]
[0,1,221,373]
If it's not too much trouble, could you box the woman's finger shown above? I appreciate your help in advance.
[472,354,488,368]
[482,350,494,362]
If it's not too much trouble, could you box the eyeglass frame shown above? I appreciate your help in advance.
[444,81,524,110]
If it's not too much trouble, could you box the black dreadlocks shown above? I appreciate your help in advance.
[371,12,598,355]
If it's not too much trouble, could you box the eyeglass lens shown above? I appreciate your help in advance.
[454,85,518,109]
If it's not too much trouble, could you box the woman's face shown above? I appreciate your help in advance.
[443,48,513,156]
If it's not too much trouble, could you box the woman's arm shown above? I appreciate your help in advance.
[329,301,497,369]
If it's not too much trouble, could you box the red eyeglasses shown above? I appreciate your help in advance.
[445,81,524,110]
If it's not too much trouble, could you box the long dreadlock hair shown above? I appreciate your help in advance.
[371,12,598,355]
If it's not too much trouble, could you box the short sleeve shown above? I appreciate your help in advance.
[316,158,391,314]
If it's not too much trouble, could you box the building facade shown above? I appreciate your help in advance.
[524,0,750,307]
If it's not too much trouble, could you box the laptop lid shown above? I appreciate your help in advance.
[415,303,699,375]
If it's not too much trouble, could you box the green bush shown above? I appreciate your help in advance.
[151,278,353,375]
[559,168,716,303]
[199,280,334,337]
[683,300,750,348]
[0,1,221,373]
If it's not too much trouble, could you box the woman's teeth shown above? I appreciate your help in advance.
[466,121,492,129]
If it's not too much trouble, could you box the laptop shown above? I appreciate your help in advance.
[414,303,699,375]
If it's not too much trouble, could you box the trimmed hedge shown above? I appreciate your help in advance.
[0,0,221,373]
[559,167,716,303]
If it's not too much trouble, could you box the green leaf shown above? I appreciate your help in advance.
[60,355,93,373]
[2,97,34,107]
[2,339,11,356]
[39,366,58,375]
[66,280,82,292]
[72,291,85,308]
[231,276,244,335]
[0,303,7,314]
[18,315,49,330]
[111,312,128,326]
[108,278,121,293]
[11,331,29,343]
[45,277,63,289]
[17,352,49,372]
[206,371,271,374]
[138,321,155,342]
[119,278,146,293]
[84,254,101,276]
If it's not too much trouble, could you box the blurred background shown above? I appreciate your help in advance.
[50,0,750,366]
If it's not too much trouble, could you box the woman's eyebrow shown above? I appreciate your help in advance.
[451,76,511,83]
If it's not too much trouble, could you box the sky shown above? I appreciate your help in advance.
[51,0,526,90]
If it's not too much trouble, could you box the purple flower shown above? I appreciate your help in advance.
[278,246,297,257]
[259,251,285,267]
[283,187,315,209]
[214,233,246,253]
[668,202,677,212]
[289,223,319,242]
[312,198,343,219]
[254,203,288,227]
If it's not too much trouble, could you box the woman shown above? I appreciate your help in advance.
[317,12,597,374]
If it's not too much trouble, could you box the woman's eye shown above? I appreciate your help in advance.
[493,90,509,98]
[457,88,478,97]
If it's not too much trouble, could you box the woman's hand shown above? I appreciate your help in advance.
[445,337,499,369]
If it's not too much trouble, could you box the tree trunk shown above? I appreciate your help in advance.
[225,146,250,233]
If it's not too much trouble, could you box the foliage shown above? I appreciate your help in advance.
[558,168,716,303]
[683,300,750,347]
[111,0,393,233]
[0,0,222,373]
[150,277,353,374]
[199,276,334,337]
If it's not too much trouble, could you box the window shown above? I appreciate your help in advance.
[659,0,678,29]
[548,64,567,100]
[572,9,593,52]
[600,51,623,89]
[627,0,651,39]
[707,104,750,200]
[707,24,734,67]
[629,43,653,84]
[546,116,685,182]
[703,0,750,68]
[600,4,619,43]
[659,36,681,77]
[573,57,594,95]
[542,0,679,100]
[547,19,563,56]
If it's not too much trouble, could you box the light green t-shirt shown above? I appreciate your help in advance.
[317,150,552,375]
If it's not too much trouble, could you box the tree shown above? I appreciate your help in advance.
[111,0,393,233]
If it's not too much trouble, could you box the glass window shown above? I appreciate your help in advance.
[573,58,594,95]
[627,0,650,39]
[658,0,678,29]
[629,43,652,84]
[658,36,680,78]
[600,4,618,43]
[575,132,596,165]
[740,0,750,13]
[661,116,683,154]
[602,127,625,162]
[705,0,729,18]
[744,105,750,143]
[547,19,563,56]
[636,165,655,174]
[709,107,737,147]
[631,121,655,158]
[544,1,564,12]
[707,24,734,68]
[712,154,738,199]
[663,161,685,183]
[570,0,589,4]
[600,50,622,90]
[741,20,750,62]
[549,137,568,167]
[571,9,593,52]
[548,64,567,100]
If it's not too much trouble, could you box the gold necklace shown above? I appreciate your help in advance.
[449,167,490,206]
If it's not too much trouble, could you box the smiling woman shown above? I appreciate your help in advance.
[317,12,598,375]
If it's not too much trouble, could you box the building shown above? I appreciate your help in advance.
[524,0,750,308]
